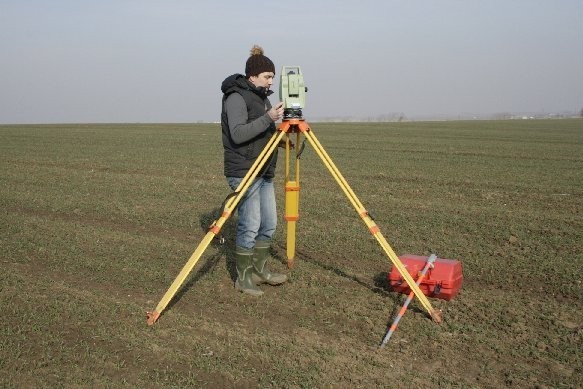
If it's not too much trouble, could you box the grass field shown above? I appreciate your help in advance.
[1,119,582,387]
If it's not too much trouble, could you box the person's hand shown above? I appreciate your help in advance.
[268,102,284,122]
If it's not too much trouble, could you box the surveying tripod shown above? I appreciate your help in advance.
[146,117,442,326]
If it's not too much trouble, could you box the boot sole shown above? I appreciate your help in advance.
[252,274,288,286]
[235,283,263,296]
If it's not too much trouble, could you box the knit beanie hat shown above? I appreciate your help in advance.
[245,45,275,77]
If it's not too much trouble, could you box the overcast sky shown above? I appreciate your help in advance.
[1,0,582,123]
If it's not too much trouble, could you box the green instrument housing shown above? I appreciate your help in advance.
[279,66,307,118]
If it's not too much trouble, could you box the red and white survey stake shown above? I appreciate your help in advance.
[380,254,438,347]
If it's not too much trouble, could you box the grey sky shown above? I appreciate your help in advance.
[1,0,582,123]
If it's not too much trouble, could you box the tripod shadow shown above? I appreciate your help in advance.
[272,243,429,341]
[166,207,238,312]
[274,244,399,300]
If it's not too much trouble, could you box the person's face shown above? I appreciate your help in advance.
[249,72,275,90]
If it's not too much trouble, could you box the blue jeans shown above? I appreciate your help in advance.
[226,177,277,250]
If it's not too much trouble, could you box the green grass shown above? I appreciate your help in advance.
[1,120,582,387]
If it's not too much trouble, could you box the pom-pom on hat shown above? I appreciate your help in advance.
[245,45,275,77]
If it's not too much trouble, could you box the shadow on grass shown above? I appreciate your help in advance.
[274,246,430,344]
[165,207,238,313]
[281,246,400,301]
[165,212,426,333]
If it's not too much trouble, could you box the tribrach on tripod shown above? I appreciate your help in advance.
[146,66,442,327]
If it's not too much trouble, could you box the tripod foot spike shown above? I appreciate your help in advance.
[146,310,160,326]
[431,309,443,324]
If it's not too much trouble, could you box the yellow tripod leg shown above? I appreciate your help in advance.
[285,180,299,266]
[302,128,441,323]
[146,129,287,325]
[284,131,301,267]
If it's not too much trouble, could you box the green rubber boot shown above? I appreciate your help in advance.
[235,247,263,296]
[252,241,288,285]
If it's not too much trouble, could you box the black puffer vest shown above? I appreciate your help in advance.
[221,74,277,178]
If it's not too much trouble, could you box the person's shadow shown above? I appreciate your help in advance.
[167,207,237,311]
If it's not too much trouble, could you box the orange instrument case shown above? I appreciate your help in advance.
[389,254,463,300]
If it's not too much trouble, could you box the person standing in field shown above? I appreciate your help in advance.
[220,45,288,296]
